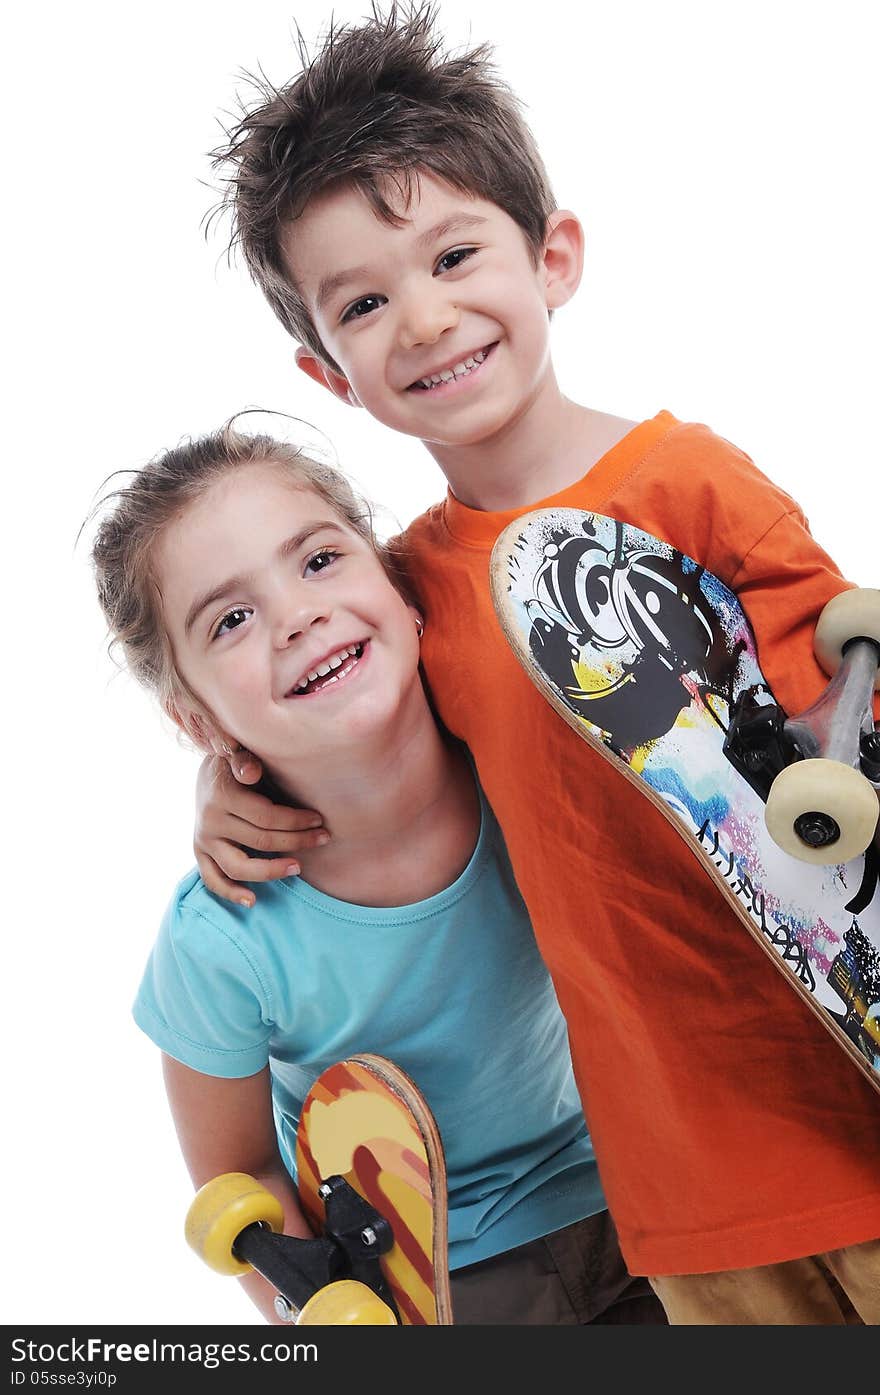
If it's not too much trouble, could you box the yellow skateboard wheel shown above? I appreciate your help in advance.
[295,1279,398,1325]
[813,589,880,687]
[765,758,879,864]
[185,1172,284,1276]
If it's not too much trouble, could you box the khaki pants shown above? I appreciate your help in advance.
[650,1236,880,1324]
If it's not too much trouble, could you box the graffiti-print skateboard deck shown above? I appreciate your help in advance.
[296,1054,453,1324]
[491,508,880,1097]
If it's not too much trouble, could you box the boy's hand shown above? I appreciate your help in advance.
[194,754,328,907]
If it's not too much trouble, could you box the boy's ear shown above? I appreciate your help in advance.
[295,346,362,408]
[541,210,585,311]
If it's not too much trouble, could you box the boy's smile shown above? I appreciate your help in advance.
[408,343,495,394]
[283,174,574,472]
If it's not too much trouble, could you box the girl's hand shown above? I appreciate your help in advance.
[194,753,328,906]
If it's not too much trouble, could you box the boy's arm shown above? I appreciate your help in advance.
[731,507,880,723]
[162,1056,311,1324]
[194,754,328,907]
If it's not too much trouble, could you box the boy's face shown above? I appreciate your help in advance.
[284,174,573,455]
[154,464,422,774]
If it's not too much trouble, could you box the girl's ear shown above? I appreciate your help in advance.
[541,209,585,310]
[295,347,362,407]
[165,700,233,757]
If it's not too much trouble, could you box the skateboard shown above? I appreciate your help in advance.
[490,508,880,1095]
[185,1054,453,1324]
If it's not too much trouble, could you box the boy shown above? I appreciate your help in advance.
[195,6,880,1321]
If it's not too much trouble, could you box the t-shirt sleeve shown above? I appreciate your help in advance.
[613,425,874,723]
[133,895,273,1079]
[731,504,875,719]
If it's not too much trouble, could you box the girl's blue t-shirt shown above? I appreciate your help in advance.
[134,791,605,1269]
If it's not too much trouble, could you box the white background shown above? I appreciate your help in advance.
[4,0,878,1325]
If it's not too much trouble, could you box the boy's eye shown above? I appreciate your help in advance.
[435,246,477,274]
[305,548,340,575]
[213,606,252,640]
[341,294,387,324]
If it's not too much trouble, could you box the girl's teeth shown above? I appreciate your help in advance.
[293,646,361,694]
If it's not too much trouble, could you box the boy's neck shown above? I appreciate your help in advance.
[425,373,636,513]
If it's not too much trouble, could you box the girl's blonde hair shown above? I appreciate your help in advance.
[91,422,405,722]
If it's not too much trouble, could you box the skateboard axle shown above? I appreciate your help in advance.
[793,812,841,849]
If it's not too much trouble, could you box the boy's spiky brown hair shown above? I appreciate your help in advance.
[212,3,555,370]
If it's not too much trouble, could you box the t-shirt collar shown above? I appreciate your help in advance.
[441,411,679,546]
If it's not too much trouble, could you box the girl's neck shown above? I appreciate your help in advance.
[264,693,480,907]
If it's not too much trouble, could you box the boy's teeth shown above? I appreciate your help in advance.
[417,348,488,390]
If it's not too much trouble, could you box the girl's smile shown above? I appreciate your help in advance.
[154,463,423,773]
[284,638,369,698]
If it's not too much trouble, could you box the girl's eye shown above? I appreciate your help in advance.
[213,606,252,640]
[341,294,386,323]
[435,246,477,274]
[305,548,340,575]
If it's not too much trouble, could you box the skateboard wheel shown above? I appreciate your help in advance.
[295,1279,398,1326]
[813,589,880,686]
[185,1172,284,1276]
[765,758,879,864]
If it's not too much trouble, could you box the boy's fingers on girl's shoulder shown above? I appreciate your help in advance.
[198,837,308,881]
[197,854,257,909]
[226,785,325,832]
[228,817,330,857]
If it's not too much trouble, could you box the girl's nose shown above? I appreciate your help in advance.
[273,593,330,647]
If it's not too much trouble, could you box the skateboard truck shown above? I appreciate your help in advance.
[234,1175,400,1322]
[728,638,880,862]
[186,1171,400,1324]
[728,588,880,865]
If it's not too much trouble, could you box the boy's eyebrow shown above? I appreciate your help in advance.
[183,521,347,635]
[315,214,489,311]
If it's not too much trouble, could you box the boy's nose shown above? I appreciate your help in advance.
[397,289,459,350]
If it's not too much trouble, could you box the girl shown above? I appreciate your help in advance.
[91,423,662,1326]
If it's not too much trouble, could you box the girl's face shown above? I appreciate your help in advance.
[154,463,422,768]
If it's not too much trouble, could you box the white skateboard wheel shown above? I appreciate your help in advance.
[813,589,880,687]
[765,758,879,864]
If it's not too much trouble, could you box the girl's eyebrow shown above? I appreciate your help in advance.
[183,521,347,635]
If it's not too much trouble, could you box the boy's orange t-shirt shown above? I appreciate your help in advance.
[402,411,880,1277]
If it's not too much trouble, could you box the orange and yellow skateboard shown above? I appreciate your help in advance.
[185,1054,452,1325]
